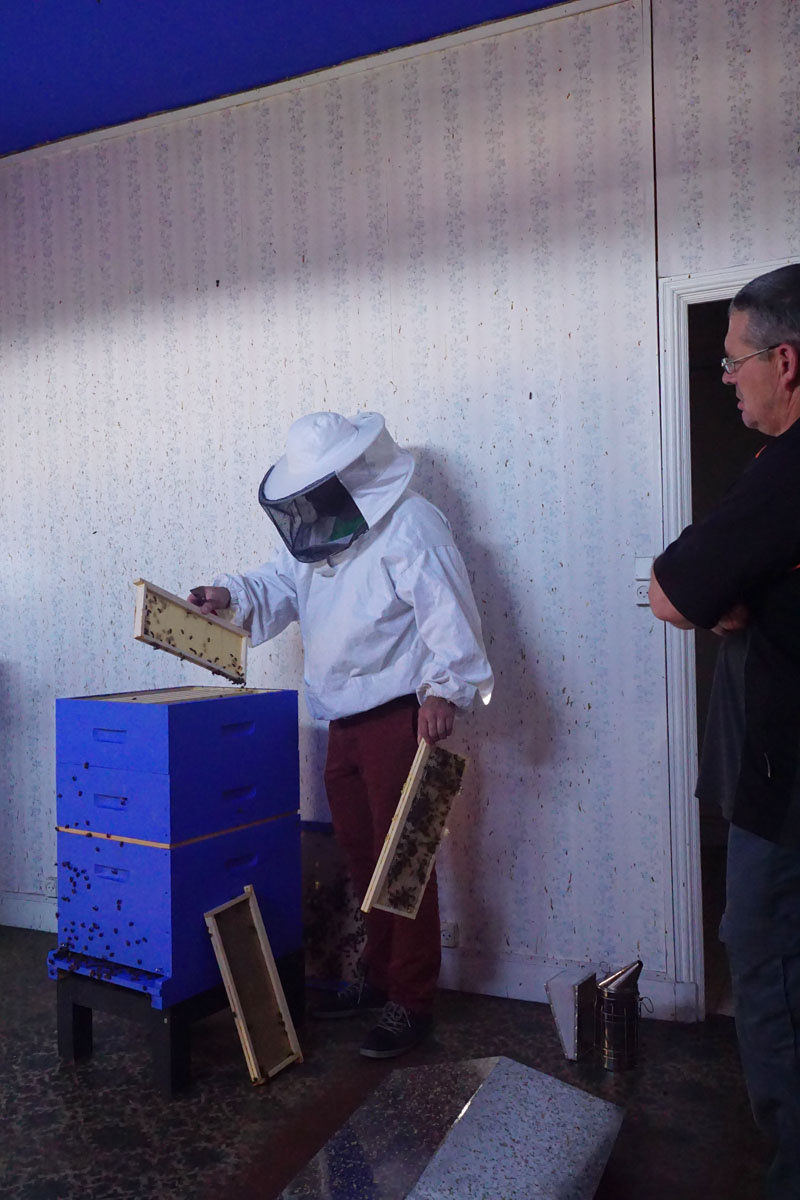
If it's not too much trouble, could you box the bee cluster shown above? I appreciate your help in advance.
[303,866,366,985]
[380,748,466,916]
[141,592,246,684]
[53,759,163,993]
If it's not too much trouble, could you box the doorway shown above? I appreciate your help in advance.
[687,298,762,1015]
[658,259,794,1022]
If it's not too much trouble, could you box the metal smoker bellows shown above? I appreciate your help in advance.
[595,959,643,1071]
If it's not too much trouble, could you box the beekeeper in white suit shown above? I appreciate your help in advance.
[189,411,492,1058]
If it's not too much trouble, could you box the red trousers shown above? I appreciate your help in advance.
[324,694,441,1014]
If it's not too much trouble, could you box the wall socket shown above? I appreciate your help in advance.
[440,921,460,948]
[44,876,57,898]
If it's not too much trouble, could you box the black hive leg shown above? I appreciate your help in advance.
[151,1008,191,1097]
[57,979,93,1060]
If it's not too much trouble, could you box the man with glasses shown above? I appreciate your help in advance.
[650,263,800,1199]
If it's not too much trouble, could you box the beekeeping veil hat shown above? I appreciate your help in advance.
[258,411,414,563]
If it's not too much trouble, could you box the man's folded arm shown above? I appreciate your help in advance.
[648,566,696,629]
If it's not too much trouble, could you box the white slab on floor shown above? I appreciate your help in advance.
[281,1055,623,1199]
[407,1056,623,1200]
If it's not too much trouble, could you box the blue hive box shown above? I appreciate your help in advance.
[48,686,301,1009]
[55,685,298,840]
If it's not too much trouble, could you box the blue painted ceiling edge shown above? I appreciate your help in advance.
[0,0,563,158]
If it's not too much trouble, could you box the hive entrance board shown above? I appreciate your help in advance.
[205,886,302,1084]
[133,579,247,684]
[362,742,467,920]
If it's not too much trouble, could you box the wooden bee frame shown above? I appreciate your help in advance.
[361,741,467,920]
[204,885,302,1085]
[133,579,247,684]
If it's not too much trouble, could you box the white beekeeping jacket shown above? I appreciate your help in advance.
[216,441,493,721]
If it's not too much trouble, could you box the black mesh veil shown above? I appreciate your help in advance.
[258,470,368,563]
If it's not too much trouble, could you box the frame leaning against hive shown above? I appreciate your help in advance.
[204,886,302,1084]
[362,740,467,920]
[133,578,247,684]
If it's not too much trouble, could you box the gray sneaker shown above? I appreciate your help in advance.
[359,1001,432,1058]
[310,978,388,1020]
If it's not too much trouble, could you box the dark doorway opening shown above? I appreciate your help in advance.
[688,298,763,1015]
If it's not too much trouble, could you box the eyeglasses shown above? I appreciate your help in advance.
[720,344,779,375]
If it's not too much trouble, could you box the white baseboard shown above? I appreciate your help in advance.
[438,948,700,1022]
[0,891,57,934]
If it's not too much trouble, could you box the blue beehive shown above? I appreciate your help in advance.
[48,686,301,1009]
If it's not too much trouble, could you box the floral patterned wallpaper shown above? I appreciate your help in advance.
[654,0,800,277]
[7,0,778,1012]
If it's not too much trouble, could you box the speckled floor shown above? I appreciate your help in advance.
[2,925,769,1200]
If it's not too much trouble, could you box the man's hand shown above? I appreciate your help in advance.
[649,566,749,637]
[712,602,750,637]
[418,696,455,746]
[187,585,231,615]
[648,567,695,629]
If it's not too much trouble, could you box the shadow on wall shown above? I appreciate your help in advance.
[411,444,555,969]
[411,442,553,769]
[0,658,29,897]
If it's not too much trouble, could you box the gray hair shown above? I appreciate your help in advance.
[730,263,800,352]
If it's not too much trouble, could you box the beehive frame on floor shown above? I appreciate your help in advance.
[205,885,302,1084]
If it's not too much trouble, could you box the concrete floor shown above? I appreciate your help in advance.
[1,925,769,1200]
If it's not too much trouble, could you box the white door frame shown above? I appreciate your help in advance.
[658,257,797,1021]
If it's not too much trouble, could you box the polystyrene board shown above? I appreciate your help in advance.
[545,968,597,1061]
[407,1057,623,1200]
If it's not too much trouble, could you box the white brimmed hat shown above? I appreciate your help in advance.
[262,411,385,501]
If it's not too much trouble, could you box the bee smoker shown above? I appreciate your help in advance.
[595,959,643,1071]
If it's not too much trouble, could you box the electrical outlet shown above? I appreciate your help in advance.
[440,921,460,948]
[635,582,650,606]
[44,876,57,898]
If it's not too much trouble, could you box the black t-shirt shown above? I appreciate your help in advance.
[654,417,800,846]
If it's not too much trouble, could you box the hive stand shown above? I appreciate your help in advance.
[57,971,226,1095]
[55,950,305,1097]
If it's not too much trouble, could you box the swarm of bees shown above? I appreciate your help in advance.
[381,749,466,916]
[139,589,246,684]
[304,871,366,982]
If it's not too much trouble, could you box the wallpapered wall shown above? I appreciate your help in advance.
[653,0,800,277]
[6,0,793,1014]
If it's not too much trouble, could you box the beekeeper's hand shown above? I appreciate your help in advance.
[186,586,231,615]
[418,696,455,746]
